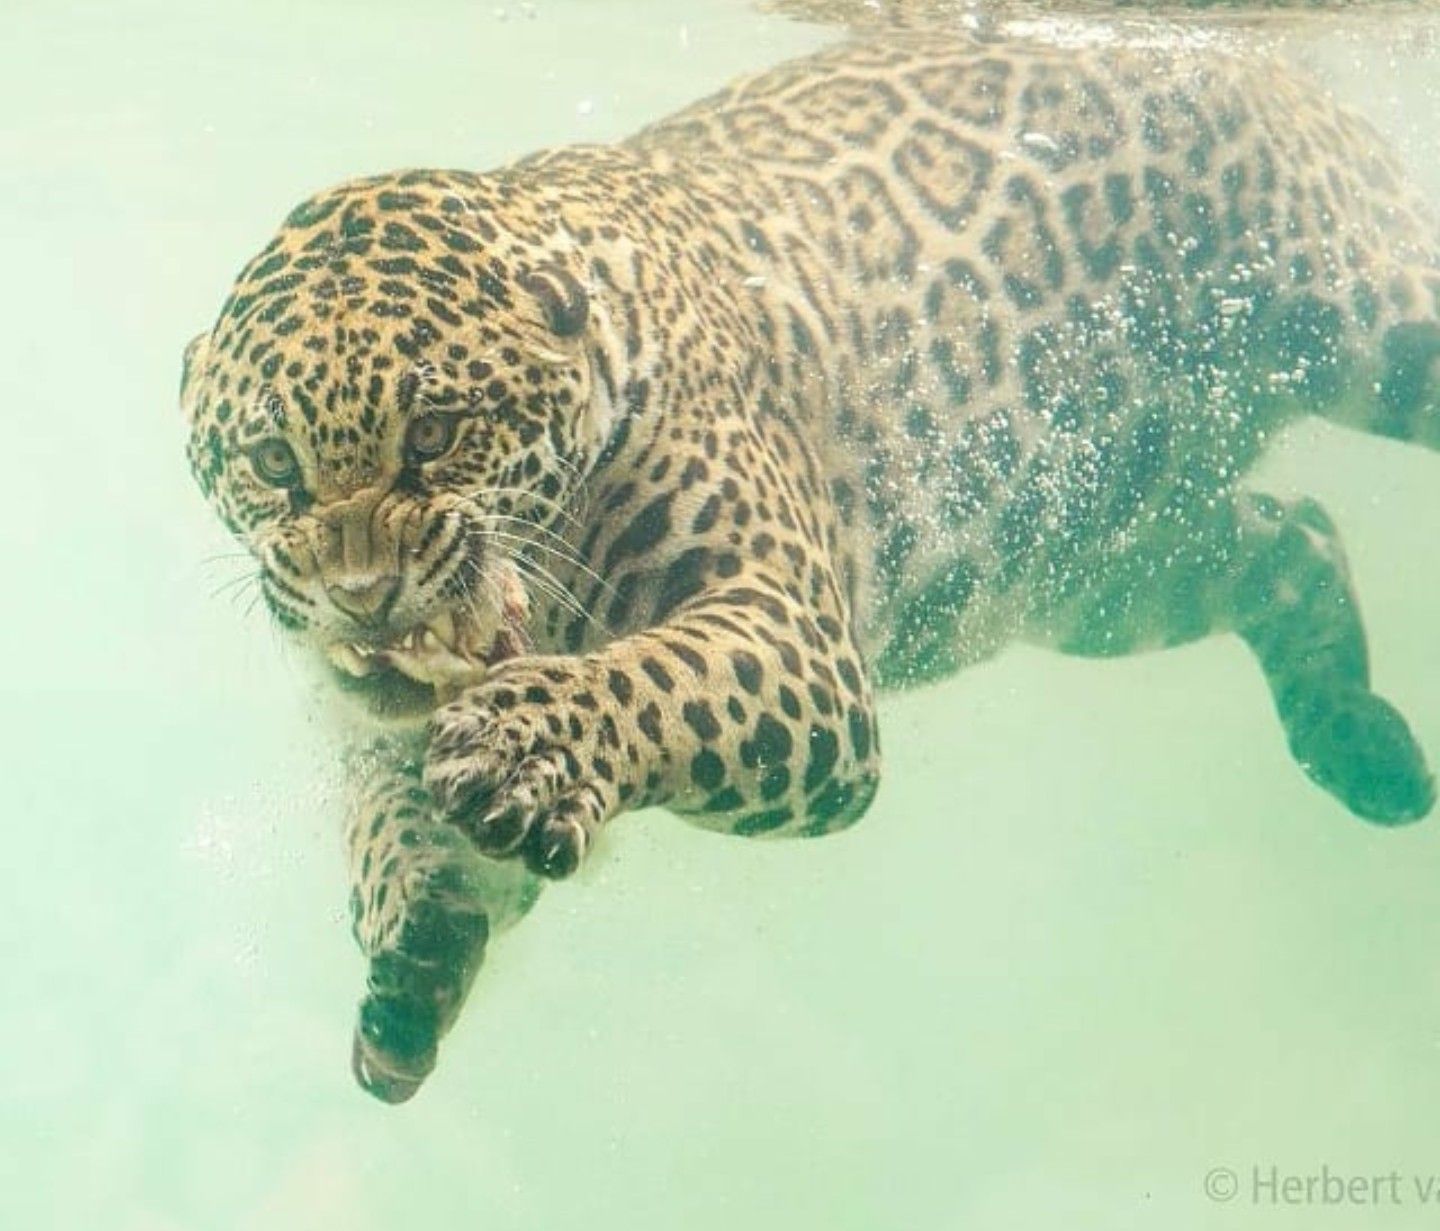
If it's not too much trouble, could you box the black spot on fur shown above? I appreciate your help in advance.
[804,725,840,794]
[731,650,763,694]
[847,706,871,762]
[691,749,726,791]
[652,547,712,622]
[734,806,793,835]
[640,657,675,694]
[682,701,722,742]
[751,713,794,766]
[637,702,664,746]
[604,494,673,572]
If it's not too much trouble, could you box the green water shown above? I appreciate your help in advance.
[5,1,1440,1227]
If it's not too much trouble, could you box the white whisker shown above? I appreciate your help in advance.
[480,510,614,598]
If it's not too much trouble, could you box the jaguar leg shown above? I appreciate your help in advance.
[1227,494,1434,824]
[344,743,540,1103]
[1039,492,1434,823]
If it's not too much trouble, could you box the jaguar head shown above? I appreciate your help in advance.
[182,171,617,720]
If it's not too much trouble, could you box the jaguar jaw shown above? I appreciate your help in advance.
[323,569,532,712]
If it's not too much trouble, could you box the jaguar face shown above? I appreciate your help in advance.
[181,173,614,720]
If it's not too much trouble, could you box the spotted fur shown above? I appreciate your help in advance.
[183,28,1439,1099]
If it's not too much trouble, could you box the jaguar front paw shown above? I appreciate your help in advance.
[352,891,488,1104]
[424,662,618,879]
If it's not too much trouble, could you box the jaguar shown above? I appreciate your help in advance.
[182,11,1439,1101]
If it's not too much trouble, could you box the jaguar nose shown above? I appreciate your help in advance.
[326,574,400,625]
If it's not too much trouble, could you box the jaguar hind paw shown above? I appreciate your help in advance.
[1287,686,1436,825]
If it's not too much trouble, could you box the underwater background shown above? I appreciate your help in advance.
[3,1,1439,1227]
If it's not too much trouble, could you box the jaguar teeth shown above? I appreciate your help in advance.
[327,590,527,691]
[328,643,375,678]
[427,611,457,649]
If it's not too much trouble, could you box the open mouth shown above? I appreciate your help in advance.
[328,609,490,685]
[324,576,530,718]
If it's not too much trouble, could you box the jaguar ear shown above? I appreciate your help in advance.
[180,332,210,423]
[517,264,589,338]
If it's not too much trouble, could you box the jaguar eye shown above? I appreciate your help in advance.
[405,413,461,464]
[248,438,302,487]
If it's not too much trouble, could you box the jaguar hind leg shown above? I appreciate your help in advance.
[1227,494,1434,824]
[1040,492,1434,824]
[344,746,540,1103]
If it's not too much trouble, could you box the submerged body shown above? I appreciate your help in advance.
[630,33,1440,690]
[184,27,1439,1099]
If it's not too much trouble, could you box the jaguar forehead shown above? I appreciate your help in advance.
[201,233,593,495]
